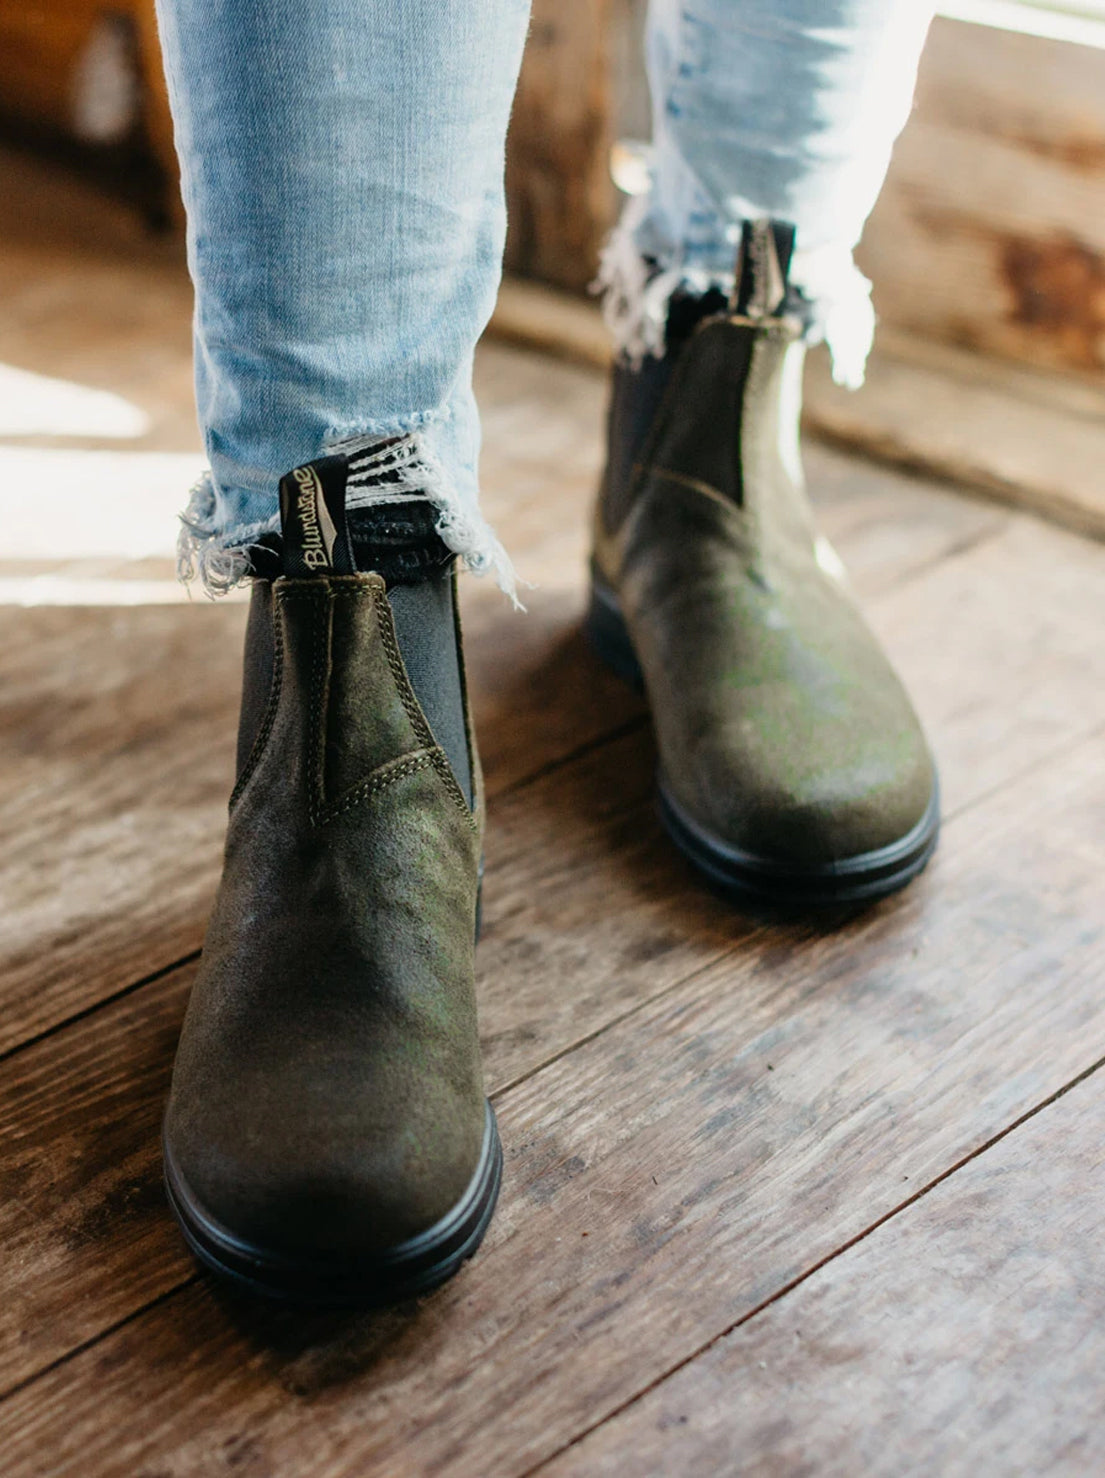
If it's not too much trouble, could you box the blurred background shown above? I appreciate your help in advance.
[4,7,1105,1475]
[2,0,1105,606]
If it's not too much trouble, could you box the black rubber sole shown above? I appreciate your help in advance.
[163,1100,503,1307]
[585,573,940,909]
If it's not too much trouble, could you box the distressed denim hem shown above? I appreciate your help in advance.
[176,472,278,597]
[596,193,876,390]
[177,435,521,606]
[326,426,521,606]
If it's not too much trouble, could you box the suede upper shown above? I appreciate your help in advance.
[594,312,936,869]
[165,571,487,1259]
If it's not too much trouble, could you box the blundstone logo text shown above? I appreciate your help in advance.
[292,465,331,569]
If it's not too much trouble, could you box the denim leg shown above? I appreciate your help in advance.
[600,0,935,386]
[155,0,530,594]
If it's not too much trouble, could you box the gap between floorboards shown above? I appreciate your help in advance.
[520,1047,1105,1477]
[4,714,1103,1412]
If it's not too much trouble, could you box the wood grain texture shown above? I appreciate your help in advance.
[860,15,1105,382]
[0,602,244,1054]
[0,962,196,1393]
[5,138,1105,1478]
[806,328,1105,542]
[544,1063,1105,1477]
[503,0,617,292]
[6,497,1099,1398]
[2,724,1102,1477]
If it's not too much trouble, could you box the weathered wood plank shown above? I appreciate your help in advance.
[0,962,196,1393]
[806,326,1105,543]
[2,719,1101,1476]
[6,496,1101,1395]
[861,14,1105,383]
[0,724,745,1394]
[0,602,244,1056]
[0,247,1009,1057]
[856,514,1105,816]
[544,1061,1105,1477]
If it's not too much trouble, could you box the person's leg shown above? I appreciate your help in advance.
[157,0,529,595]
[590,3,941,907]
[156,0,529,1303]
[601,0,935,387]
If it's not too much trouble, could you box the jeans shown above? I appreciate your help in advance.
[155,0,935,598]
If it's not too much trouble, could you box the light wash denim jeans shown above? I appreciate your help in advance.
[155,0,935,598]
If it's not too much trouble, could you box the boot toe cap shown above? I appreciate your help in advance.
[164,1068,488,1269]
[658,696,939,904]
[695,743,936,867]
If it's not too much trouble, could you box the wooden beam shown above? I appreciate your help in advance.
[860,14,1105,383]
[504,0,620,292]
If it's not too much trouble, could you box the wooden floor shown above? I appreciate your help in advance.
[3,146,1105,1477]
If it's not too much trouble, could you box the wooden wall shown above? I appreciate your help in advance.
[860,16,1105,383]
[5,4,1105,387]
[0,0,175,213]
[503,8,1105,389]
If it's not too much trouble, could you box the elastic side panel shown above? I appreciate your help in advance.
[645,320,755,507]
[387,573,473,807]
[601,351,676,535]
[322,583,427,809]
[236,581,275,779]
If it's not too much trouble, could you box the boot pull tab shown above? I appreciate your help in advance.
[730,219,797,321]
[278,455,357,577]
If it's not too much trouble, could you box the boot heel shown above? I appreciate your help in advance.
[585,572,645,693]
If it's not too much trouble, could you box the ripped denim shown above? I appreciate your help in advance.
[156,0,529,596]
[156,0,933,594]
[600,0,936,389]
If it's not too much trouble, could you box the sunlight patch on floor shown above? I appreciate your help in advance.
[2,445,204,561]
[0,363,151,439]
[0,575,196,606]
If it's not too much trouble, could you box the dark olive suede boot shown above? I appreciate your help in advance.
[588,221,939,907]
[163,453,501,1304]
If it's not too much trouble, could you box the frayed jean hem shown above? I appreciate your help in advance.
[595,194,876,390]
[177,422,520,605]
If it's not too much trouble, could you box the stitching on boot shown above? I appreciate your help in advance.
[308,585,333,816]
[228,588,286,811]
[368,582,436,746]
[640,467,745,512]
[367,582,478,830]
[312,748,439,827]
[313,580,477,832]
